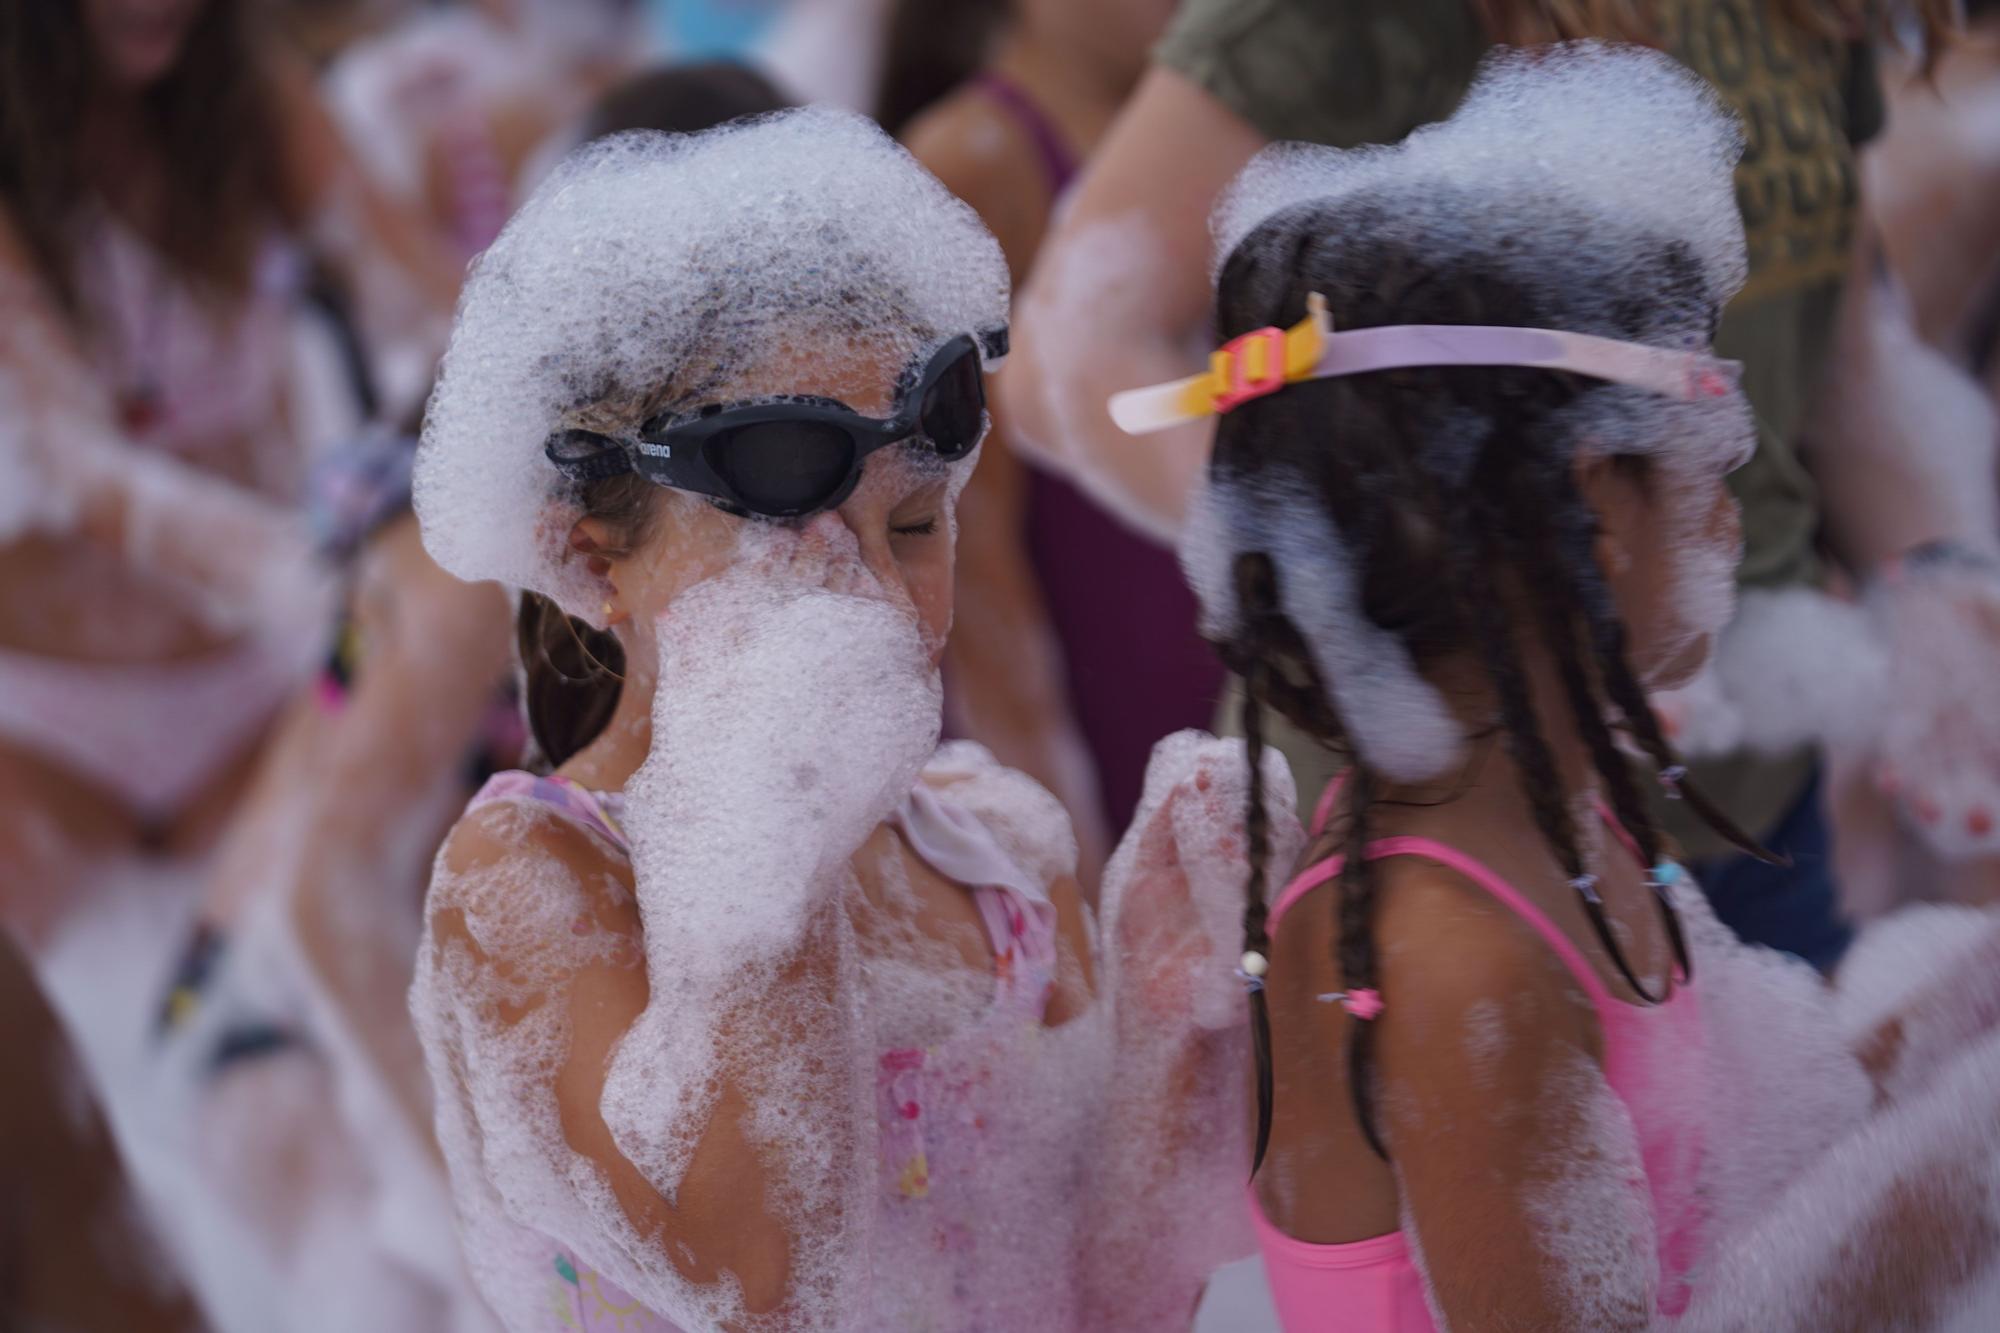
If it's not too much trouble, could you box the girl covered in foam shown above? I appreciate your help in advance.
[1117,43,2000,1332]
[409,107,1251,1332]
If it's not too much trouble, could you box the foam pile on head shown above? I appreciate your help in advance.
[415,105,1010,612]
[1185,42,1753,782]
[1211,43,1746,299]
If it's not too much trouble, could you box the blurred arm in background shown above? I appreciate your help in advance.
[0,934,203,1332]
[1808,224,1998,570]
[999,65,1263,545]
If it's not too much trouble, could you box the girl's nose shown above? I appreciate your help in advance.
[798,508,862,558]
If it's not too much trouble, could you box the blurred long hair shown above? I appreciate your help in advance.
[0,0,294,322]
[874,0,1011,136]
[1474,0,1958,65]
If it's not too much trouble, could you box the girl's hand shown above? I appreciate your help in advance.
[640,546,942,898]
[1868,552,2000,862]
[1843,908,2000,1105]
[1105,731,1300,1033]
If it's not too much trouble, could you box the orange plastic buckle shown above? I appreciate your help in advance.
[1210,326,1288,413]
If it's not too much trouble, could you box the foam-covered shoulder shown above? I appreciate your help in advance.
[426,796,637,992]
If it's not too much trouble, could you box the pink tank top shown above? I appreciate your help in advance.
[463,769,1064,1331]
[1253,783,1708,1331]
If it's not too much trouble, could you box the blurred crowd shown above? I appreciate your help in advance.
[2,1,1998,1329]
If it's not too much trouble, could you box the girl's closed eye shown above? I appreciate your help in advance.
[892,516,940,538]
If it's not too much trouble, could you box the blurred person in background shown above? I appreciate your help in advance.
[1868,1,2000,402]
[322,0,644,292]
[888,0,1199,884]
[0,0,458,945]
[1814,4,2000,918]
[1003,0,1985,973]
[0,934,203,1333]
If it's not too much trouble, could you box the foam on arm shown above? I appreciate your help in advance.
[999,66,1266,544]
[1374,889,1657,1333]
[417,797,873,1330]
[1082,731,1301,1325]
[0,224,325,635]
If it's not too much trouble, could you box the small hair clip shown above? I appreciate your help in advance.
[1568,873,1603,905]
[1236,950,1269,993]
[1658,765,1688,800]
[1648,859,1687,896]
[1317,988,1384,1020]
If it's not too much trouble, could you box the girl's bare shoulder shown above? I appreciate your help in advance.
[1359,854,1598,1068]
[428,791,640,974]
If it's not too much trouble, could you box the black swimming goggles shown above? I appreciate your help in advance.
[544,327,1007,519]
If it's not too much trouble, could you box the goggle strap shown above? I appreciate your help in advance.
[544,437,637,483]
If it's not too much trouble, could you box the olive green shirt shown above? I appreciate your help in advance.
[1160,0,1882,857]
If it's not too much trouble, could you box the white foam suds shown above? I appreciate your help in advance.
[414,106,1009,621]
[1212,43,1746,310]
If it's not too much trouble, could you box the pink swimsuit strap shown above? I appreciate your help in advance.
[469,770,627,847]
[1272,836,1618,1010]
[1260,778,1708,1328]
[1292,772,1677,1006]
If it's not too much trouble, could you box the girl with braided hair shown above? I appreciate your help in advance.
[1108,42,2000,1333]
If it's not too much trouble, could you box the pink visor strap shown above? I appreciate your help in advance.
[1105,310,1742,436]
[1311,325,1738,402]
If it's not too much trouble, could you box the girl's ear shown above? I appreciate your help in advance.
[567,520,629,626]
[1573,452,1639,579]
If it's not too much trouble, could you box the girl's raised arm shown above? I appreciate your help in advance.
[1083,732,1300,1327]
[423,805,867,1325]
[418,580,939,1329]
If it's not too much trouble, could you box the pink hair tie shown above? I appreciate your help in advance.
[1318,988,1384,1020]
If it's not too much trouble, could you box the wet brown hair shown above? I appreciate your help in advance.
[1210,186,1769,1166]
[517,472,656,768]
[0,0,294,320]
[875,0,1011,136]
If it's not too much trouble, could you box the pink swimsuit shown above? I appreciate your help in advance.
[1252,784,1708,1331]
[463,769,1064,1332]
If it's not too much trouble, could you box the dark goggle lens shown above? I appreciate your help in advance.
[917,348,985,459]
[711,421,857,516]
